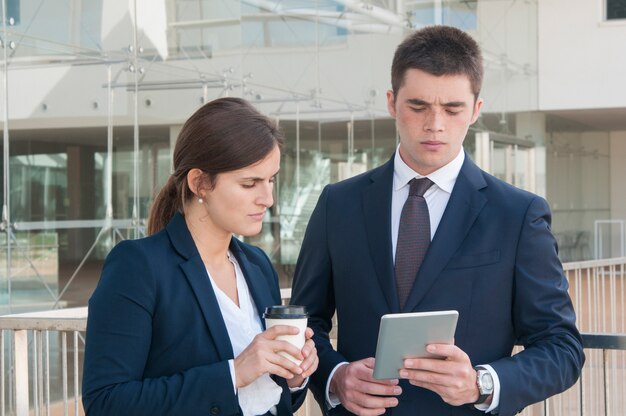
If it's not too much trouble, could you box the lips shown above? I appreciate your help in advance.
[421,140,445,150]
[250,212,266,221]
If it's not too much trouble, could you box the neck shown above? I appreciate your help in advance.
[184,203,231,265]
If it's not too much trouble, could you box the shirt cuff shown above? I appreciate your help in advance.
[474,364,500,413]
[325,361,349,408]
[228,359,237,394]
[289,377,309,392]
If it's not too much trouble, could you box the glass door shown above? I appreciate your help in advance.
[474,131,535,192]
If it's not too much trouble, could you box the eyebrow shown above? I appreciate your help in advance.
[241,171,280,182]
[406,98,467,108]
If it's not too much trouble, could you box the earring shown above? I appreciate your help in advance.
[198,197,203,204]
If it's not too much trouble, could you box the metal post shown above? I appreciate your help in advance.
[1,330,5,416]
[62,332,68,416]
[603,348,609,416]
[13,330,28,416]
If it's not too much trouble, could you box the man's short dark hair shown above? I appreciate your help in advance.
[391,25,483,100]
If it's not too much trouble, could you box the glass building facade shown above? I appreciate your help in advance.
[0,0,624,313]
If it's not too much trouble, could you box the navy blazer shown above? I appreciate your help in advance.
[291,154,584,416]
[83,212,305,415]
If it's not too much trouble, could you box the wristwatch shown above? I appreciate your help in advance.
[474,366,494,405]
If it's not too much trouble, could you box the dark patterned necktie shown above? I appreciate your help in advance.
[395,178,434,309]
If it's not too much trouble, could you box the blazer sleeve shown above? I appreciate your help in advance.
[82,241,240,416]
[490,196,585,416]
[291,186,347,403]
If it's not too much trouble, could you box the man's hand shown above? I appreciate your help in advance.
[330,357,401,416]
[399,343,481,406]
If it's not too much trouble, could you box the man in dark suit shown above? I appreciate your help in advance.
[291,25,584,416]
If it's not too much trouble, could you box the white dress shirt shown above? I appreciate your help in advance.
[326,148,500,413]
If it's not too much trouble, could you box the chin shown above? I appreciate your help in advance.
[237,226,263,237]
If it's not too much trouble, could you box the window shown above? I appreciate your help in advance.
[607,0,626,20]
[6,0,19,25]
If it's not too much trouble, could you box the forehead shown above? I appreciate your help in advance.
[225,146,281,178]
[398,68,474,102]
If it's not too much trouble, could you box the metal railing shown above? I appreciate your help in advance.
[0,308,85,416]
[1,258,625,416]
[515,333,626,416]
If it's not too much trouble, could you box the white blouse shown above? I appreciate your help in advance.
[206,251,282,416]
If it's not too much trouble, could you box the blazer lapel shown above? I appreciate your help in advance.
[362,158,400,313]
[403,157,488,312]
[166,213,234,361]
[229,239,276,328]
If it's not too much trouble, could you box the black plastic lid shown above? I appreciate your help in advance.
[263,305,308,319]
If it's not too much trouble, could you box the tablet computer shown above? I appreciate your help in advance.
[373,310,459,380]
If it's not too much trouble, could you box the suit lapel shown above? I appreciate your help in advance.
[229,239,276,328]
[403,157,488,312]
[166,213,234,361]
[362,158,400,313]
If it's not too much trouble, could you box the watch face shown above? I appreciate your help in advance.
[480,372,494,391]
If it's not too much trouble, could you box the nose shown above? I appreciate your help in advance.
[423,109,445,132]
[257,182,274,208]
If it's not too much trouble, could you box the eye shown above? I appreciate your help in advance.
[410,107,425,113]
[241,183,255,189]
[446,109,461,115]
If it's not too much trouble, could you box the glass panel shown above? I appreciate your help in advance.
[547,131,610,261]
[491,142,509,183]
[408,0,477,30]
[0,0,544,307]
[174,0,241,54]
[607,0,626,20]
[514,146,529,190]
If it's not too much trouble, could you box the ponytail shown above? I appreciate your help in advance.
[147,176,181,235]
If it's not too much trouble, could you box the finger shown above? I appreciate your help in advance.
[301,339,315,357]
[400,368,448,387]
[266,361,298,380]
[301,354,319,378]
[302,353,320,377]
[403,357,457,374]
[351,391,399,412]
[362,357,376,369]
[269,351,304,375]
[271,339,305,362]
[305,327,314,339]
[426,343,465,361]
[356,379,403,397]
[264,325,300,338]
[299,345,317,371]
[359,360,399,386]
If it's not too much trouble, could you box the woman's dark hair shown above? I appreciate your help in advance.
[391,25,483,100]
[147,97,284,235]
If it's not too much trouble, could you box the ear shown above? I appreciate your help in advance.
[470,98,484,125]
[386,90,397,118]
[186,168,205,197]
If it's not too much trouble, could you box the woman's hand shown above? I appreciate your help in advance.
[287,327,319,388]
[234,325,304,388]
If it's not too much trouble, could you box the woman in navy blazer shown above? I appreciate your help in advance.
[82,98,318,416]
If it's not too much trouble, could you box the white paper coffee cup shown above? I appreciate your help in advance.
[263,305,308,364]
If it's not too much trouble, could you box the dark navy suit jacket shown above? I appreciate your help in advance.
[291,154,584,416]
[83,212,305,415]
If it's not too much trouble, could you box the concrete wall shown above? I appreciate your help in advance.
[538,0,626,110]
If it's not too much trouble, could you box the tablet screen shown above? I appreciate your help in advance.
[373,310,458,380]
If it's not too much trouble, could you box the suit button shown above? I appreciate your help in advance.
[209,406,220,415]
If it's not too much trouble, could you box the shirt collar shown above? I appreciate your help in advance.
[393,145,465,194]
